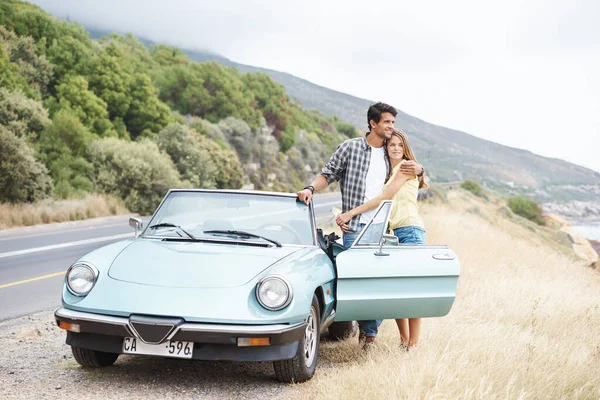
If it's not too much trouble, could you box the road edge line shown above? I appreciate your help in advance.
[0,233,132,260]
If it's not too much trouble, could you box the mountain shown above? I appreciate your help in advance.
[87,28,600,202]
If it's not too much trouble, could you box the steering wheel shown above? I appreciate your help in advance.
[255,223,304,244]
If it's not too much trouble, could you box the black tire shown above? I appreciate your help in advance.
[328,321,358,341]
[71,346,119,367]
[273,294,320,383]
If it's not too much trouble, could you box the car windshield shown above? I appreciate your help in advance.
[142,191,314,246]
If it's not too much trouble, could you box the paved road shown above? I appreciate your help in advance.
[0,192,341,321]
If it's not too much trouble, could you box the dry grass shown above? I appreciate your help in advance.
[0,194,129,230]
[284,191,600,399]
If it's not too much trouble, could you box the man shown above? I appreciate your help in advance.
[297,102,423,349]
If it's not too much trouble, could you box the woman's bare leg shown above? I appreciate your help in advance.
[395,318,409,347]
[408,318,421,347]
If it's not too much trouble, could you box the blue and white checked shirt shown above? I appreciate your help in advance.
[320,133,391,232]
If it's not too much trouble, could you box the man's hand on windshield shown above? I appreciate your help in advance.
[297,188,313,205]
[399,160,423,176]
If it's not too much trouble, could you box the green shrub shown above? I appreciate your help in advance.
[0,126,53,203]
[507,196,545,226]
[157,123,217,188]
[461,180,484,197]
[37,109,96,198]
[88,137,181,214]
[334,121,358,138]
[421,185,448,203]
[0,88,50,139]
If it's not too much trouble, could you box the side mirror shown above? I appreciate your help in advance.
[383,234,399,246]
[129,217,143,237]
[374,234,398,256]
[375,237,390,257]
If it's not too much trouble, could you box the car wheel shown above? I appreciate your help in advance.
[328,320,358,340]
[273,294,320,383]
[71,346,119,367]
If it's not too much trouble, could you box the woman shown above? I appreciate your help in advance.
[336,128,428,349]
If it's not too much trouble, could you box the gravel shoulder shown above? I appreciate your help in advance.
[0,309,299,399]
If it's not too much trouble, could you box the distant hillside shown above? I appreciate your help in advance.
[0,0,359,214]
[87,28,600,202]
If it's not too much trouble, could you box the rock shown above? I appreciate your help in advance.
[560,226,599,267]
[589,240,600,270]
[244,163,258,174]
[241,183,254,190]
[17,328,41,338]
[55,385,62,390]
[543,201,600,221]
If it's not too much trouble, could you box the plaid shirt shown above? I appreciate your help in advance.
[321,133,390,232]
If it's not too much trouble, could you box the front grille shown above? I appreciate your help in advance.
[129,316,184,344]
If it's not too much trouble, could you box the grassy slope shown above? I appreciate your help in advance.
[0,194,129,229]
[285,189,600,399]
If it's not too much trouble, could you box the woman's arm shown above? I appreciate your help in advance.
[335,172,413,225]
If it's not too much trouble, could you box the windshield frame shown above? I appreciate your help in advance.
[140,189,317,247]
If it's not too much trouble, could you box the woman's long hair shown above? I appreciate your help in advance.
[388,128,428,189]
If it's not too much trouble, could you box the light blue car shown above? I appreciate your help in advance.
[55,189,459,383]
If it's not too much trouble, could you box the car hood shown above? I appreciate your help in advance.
[107,239,302,288]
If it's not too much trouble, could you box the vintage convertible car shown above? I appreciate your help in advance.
[55,189,459,382]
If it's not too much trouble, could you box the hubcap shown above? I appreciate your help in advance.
[303,306,318,367]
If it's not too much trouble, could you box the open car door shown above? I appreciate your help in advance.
[334,201,460,322]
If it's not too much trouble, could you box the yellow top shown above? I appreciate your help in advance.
[385,162,424,230]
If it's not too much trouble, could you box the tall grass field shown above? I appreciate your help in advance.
[284,190,600,399]
[0,194,129,229]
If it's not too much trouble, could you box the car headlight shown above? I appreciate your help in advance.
[256,276,292,311]
[66,262,98,296]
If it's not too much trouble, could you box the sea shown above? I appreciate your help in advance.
[572,221,600,241]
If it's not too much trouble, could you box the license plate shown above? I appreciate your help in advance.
[122,337,193,359]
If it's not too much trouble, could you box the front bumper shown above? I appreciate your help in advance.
[55,308,305,362]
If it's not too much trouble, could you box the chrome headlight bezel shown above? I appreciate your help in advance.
[66,262,99,297]
[256,275,293,311]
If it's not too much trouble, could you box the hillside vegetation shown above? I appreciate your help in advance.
[0,0,356,214]
[177,48,600,203]
[286,188,600,399]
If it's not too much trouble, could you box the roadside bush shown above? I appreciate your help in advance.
[49,75,116,137]
[507,196,545,226]
[0,26,53,97]
[157,123,218,188]
[334,120,358,138]
[218,117,252,160]
[0,88,50,139]
[189,116,229,148]
[88,137,181,214]
[0,126,53,203]
[461,180,484,197]
[37,110,96,198]
[205,144,244,189]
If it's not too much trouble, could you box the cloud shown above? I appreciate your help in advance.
[29,0,600,173]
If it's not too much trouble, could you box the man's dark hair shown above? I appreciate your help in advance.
[367,102,397,131]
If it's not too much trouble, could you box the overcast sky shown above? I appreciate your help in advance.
[30,0,600,173]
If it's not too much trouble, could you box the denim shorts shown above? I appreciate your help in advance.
[393,226,427,245]
[342,223,367,249]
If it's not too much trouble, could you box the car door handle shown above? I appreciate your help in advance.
[432,253,455,260]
